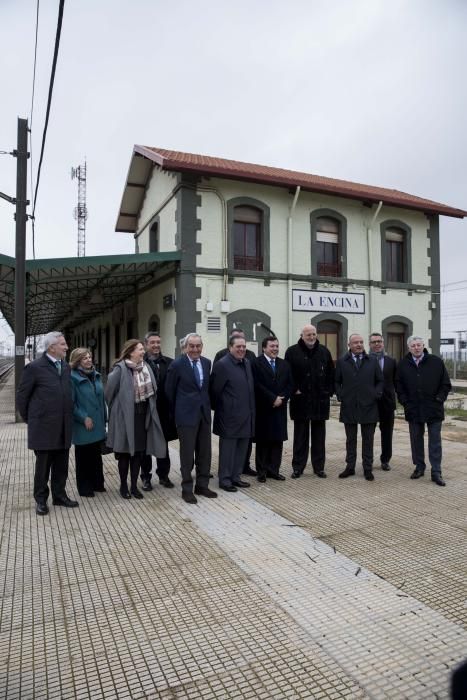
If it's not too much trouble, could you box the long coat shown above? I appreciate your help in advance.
[165,355,212,427]
[17,354,74,450]
[144,352,177,441]
[105,360,166,457]
[252,355,293,442]
[396,350,451,423]
[335,352,384,424]
[210,354,255,439]
[284,339,335,421]
[71,368,107,445]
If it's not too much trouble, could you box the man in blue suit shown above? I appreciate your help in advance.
[165,333,217,504]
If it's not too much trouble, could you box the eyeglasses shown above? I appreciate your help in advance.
[370,340,383,344]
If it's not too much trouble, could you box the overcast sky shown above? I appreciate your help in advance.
[1,0,466,346]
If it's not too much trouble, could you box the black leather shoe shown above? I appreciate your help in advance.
[431,474,446,486]
[268,473,286,481]
[381,463,391,471]
[257,475,266,483]
[141,479,153,491]
[131,488,144,499]
[233,480,250,488]
[36,502,49,515]
[194,486,218,498]
[242,466,257,476]
[120,488,131,499]
[182,492,198,504]
[52,496,79,507]
[291,471,301,479]
[94,487,106,492]
[410,469,425,479]
[338,468,355,479]
[315,471,327,478]
[219,485,238,492]
[364,472,375,481]
[159,478,174,489]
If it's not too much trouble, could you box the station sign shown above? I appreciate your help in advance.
[292,289,365,314]
[440,338,455,345]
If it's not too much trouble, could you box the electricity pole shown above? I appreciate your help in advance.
[14,118,29,421]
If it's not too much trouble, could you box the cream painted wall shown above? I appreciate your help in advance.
[136,167,178,253]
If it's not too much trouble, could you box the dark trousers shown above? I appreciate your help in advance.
[378,410,394,464]
[75,442,104,494]
[409,421,442,475]
[34,449,69,503]
[255,440,284,477]
[242,438,253,473]
[219,437,249,487]
[292,419,326,472]
[177,418,211,493]
[140,447,171,482]
[118,453,144,490]
[344,423,376,472]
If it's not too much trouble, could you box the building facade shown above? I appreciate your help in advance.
[71,147,466,367]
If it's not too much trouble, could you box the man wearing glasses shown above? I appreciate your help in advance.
[368,333,397,472]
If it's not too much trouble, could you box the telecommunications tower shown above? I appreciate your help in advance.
[71,161,88,257]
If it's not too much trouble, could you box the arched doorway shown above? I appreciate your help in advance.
[382,316,412,361]
[226,309,272,356]
[317,320,341,362]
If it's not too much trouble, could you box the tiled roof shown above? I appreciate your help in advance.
[134,145,467,219]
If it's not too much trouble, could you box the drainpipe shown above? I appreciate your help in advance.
[287,186,301,345]
[367,200,383,333]
[197,185,228,300]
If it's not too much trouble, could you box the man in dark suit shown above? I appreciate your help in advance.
[17,331,79,515]
[214,328,257,477]
[284,324,335,479]
[165,333,217,504]
[140,332,177,491]
[210,336,255,492]
[396,335,451,486]
[369,333,397,471]
[253,337,293,483]
[335,334,384,481]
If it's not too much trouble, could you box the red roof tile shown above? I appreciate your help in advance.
[134,145,467,219]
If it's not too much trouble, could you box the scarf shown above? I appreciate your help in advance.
[125,360,154,403]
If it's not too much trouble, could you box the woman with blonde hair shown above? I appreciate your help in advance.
[105,339,166,499]
[70,347,107,496]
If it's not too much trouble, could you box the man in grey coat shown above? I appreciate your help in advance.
[335,333,384,481]
[210,336,255,492]
[17,331,78,515]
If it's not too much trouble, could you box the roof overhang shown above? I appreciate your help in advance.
[115,146,467,230]
[0,251,180,335]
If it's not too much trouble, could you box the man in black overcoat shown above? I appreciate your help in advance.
[16,331,78,515]
[140,332,178,491]
[210,336,255,492]
[369,332,397,471]
[335,333,384,481]
[214,328,257,477]
[396,335,451,486]
[253,337,293,482]
[284,324,335,479]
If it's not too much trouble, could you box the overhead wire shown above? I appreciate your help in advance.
[31,0,65,257]
[29,0,40,259]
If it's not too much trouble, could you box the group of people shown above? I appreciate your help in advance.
[16,323,451,515]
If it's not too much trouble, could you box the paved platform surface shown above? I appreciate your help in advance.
[0,373,466,699]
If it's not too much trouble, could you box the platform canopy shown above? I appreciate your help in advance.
[0,251,180,335]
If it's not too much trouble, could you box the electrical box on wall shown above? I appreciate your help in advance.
[205,302,214,312]
[220,300,230,313]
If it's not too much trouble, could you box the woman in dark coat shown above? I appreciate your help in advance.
[105,339,166,500]
[70,347,107,496]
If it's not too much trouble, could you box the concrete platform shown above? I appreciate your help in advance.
[0,374,466,699]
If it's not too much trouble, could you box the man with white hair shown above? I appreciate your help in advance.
[396,335,451,486]
[17,331,78,514]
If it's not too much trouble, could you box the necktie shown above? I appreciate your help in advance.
[356,355,362,369]
[270,359,276,372]
[192,360,201,387]
[55,360,62,375]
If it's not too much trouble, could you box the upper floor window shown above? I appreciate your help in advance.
[149,221,159,252]
[385,227,405,282]
[310,209,347,278]
[316,217,341,277]
[233,206,263,271]
[380,221,411,285]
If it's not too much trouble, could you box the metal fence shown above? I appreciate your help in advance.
[440,351,467,380]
